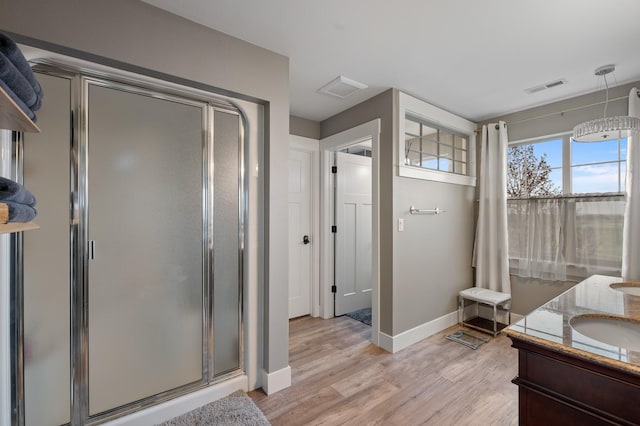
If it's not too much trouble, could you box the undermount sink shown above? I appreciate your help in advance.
[569,314,640,352]
[610,282,640,297]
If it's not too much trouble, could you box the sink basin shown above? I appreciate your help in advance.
[610,282,640,297]
[569,314,640,352]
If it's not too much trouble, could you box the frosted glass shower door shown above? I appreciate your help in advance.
[212,110,242,377]
[23,73,72,426]
[86,83,205,415]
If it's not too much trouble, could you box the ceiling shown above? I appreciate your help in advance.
[141,0,640,123]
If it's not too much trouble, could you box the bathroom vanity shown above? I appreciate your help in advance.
[504,275,640,425]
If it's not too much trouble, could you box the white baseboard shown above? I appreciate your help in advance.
[260,365,291,395]
[106,375,247,425]
[377,311,458,353]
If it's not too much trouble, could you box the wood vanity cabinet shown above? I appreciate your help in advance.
[509,336,640,425]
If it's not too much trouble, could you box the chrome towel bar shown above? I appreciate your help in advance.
[409,206,445,215]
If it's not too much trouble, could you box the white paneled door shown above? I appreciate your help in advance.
[288,148,313,318]
[334,152,372,316]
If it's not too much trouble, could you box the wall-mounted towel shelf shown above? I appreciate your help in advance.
[0,221,39,235]
[409,206,445,215]
[0,86,40,133]
[0,85,40,234]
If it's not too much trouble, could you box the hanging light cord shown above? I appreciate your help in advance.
[603,73,610,119]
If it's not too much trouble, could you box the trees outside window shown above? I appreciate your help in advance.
[507,144,560,198]
[506,134,626,280]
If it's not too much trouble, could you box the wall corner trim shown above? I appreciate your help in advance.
[510,313,524,324]
[260,365,292,395]
[378,311,458,353]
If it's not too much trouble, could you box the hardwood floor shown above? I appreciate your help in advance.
[249,316,518,425]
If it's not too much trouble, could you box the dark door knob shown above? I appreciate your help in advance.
[303,235,310,245]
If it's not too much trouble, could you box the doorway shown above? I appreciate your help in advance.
[287,136,320,319]
[333,149,372,316]
[319,120,381,345]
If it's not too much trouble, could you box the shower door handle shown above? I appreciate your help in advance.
[89,240,96,260]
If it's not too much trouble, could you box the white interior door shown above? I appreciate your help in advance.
[335,152,372,316]
[288,148,313,318]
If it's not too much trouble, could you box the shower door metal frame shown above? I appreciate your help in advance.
[10,63,246,426]
[207,106,246,382]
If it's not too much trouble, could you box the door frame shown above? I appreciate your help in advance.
[288,135,321,317]
[319,119,381,346]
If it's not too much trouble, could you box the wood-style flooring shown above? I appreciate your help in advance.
[249,316,518,425]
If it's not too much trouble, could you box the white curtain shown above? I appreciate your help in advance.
[507,198,566,281]
[622,87,640,281]
[473,121,510,293]
[509,195,625,281]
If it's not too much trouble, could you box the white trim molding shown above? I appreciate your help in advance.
[105,375,247,425]
[319,119,381,347]
[260,365,291,395]
[397,91,477,187]
[378,311,458,353]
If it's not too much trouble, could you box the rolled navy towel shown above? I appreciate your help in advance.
[0,32,43,107]
[4,200,37,223]
[0,176,36,206]
[0,77,35,121]
[0,52,38,109]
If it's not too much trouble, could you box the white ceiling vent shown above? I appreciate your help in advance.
[525,78,567,94]
[318,75,368,99]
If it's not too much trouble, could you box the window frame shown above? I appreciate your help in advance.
[398,92,476,186]
[507,131,627,279]
[508,131,627,196]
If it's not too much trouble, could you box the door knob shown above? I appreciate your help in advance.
[303,235,310,245]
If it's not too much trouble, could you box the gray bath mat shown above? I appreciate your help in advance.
[345,307,372,326]
[158,390,270,426]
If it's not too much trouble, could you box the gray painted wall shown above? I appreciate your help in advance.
[480,80,640,315]
[321,88,477,336]
[481,81,640,142]
[391,91,475,334]
[321,89,394,334]
[392,177,475,334]
[290,115,320,139]
[0,0,290,373]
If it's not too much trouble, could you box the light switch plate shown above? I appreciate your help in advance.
[398,218,404,232]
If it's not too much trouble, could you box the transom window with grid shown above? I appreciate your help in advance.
[404,116,469,176]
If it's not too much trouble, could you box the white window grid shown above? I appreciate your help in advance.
[508,132,627,195]
[404,115,469,176]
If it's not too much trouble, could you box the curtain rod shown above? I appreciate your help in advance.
[476,90,639,132]
[507,193,624,201]
[506,94,630,126]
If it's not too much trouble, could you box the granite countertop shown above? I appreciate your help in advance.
[504,274,640,376]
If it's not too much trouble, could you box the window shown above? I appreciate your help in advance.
[508,133,627,197]
[571,137,626,194]
[507,132,627,280]
[404,116,469,175]
[397,92,476,186]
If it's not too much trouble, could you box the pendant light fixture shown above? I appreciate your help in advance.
[572,64,640,142]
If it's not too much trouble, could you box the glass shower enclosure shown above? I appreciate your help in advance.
[14,66,245,425]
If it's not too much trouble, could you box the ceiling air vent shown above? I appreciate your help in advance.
[318,76,368,99]
[525,78,567,94]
